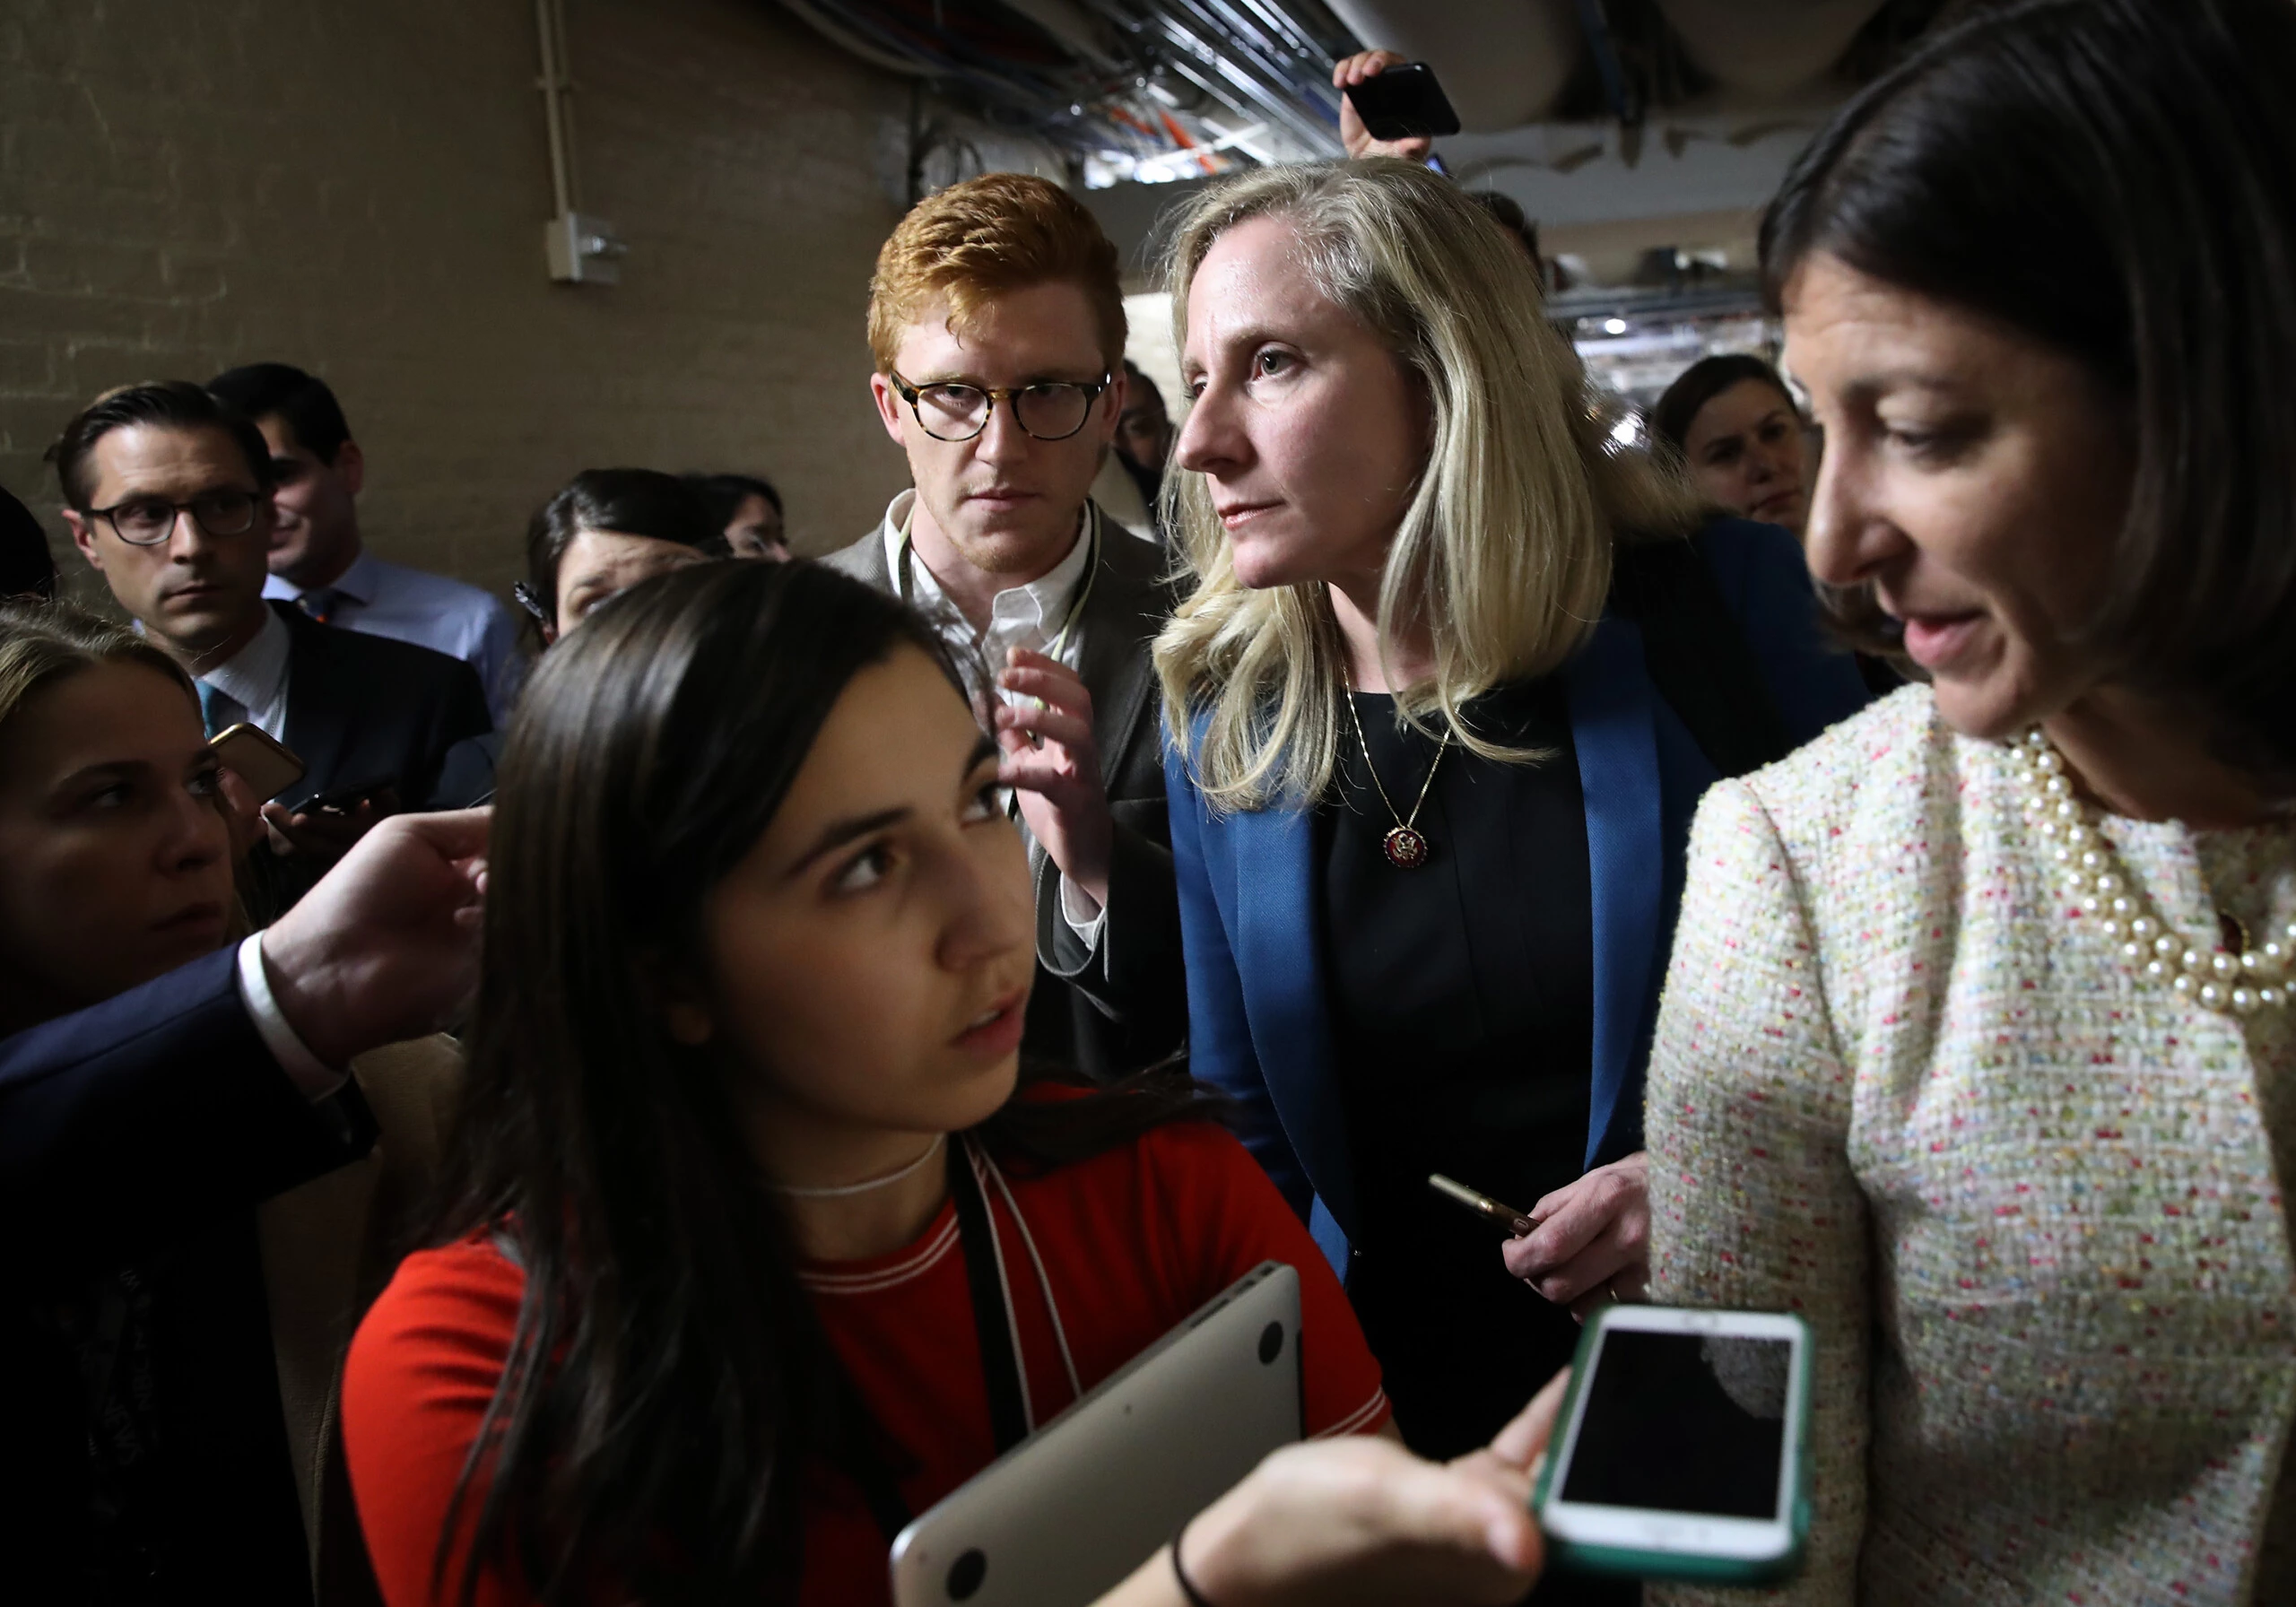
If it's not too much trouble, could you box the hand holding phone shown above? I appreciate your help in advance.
[260,779,400,863]
[208,722,307,803]
[1534,1306,1812,1585]
[1335,53,1460,161]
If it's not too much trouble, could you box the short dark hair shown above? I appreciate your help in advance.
[524,468,726,631]
[45,381,276,513]
[0,486,56,600]
[1762,0,2296,772]
[205,362,352,465]
[681,472,782,529]
[1648,354,1796,465]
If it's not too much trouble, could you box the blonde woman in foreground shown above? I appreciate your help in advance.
[1153,156,1869,1550]
[1644,0,2296,1600]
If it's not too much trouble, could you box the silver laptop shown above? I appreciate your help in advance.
[889,1260,1303,1607]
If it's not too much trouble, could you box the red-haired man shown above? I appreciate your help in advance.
[825,173,1181,1077]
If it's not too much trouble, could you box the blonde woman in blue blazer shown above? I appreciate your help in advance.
[1152,161,1869,1483]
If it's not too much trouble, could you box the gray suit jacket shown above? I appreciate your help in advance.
[821,507,1185,1076]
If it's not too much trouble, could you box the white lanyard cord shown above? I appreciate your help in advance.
[979,1143,1084,1406]
[961,1135,1039,1433]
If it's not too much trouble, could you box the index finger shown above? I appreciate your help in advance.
[1518,1186,1610,1270]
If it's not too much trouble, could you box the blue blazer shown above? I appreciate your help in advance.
[1165,519,1872,1278]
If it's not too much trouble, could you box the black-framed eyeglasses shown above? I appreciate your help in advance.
[89,489,261,546]
[888,369,1110,443]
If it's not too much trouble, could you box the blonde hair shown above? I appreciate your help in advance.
[866,172,1126,376]
[1153,160,1704,812]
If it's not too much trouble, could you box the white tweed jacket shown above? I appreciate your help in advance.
[1645,685,2296,1605]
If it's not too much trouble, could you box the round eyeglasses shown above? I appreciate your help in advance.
[90,489,261,546]
[888,370,1110,443]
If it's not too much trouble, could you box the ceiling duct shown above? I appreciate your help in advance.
[1321,0,1582,132]
[1654,0,1887,97]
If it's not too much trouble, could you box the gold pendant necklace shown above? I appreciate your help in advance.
[2012,726,2294,1016]
[1341,680,1451,870]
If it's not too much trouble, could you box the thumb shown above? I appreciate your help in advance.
[1376,1459,1544,1580]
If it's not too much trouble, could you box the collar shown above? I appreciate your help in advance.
[197,603,291,711]
[326,548,379,604]
[879,493,1097,646]
[262,545,378,606]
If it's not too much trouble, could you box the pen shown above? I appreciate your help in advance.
[1428,1173,1539,1237]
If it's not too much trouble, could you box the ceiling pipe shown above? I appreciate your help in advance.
[1321,0,1582,132]
[1654,0,1887,97]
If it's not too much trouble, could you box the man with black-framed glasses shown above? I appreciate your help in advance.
[52,381,489,911]
[825,172,1186,1081]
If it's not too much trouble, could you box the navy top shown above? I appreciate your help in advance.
[1324,681,1595,1457]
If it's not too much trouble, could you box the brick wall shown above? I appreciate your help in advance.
[0,0,918,597]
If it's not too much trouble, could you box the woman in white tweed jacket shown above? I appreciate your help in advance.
[1637,2,2296,1602]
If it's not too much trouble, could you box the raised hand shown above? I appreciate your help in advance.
[1334,49,1435,164]
[257,807,490,1066]
[994,647,1114,909]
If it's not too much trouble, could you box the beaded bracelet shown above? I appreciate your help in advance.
[1170,1513,1217,1607]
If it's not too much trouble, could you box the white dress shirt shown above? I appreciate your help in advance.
[233,934,345,1100]
[875,490,1107,941]
[196,602,292,741]
[266,550,523,724]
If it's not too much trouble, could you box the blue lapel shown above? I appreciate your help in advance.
[1225,803,1358,1238]
[1565,615,1665,1168]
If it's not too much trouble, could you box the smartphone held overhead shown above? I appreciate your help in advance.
[1343,62,1462,142]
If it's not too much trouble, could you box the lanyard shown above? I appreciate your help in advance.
[894,507,1101,671]
[831,1140,1031,1543]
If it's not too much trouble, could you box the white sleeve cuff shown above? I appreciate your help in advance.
[1057,873,1107,949]
[236,933,349,1101]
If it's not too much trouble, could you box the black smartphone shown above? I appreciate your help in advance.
[1344,62,1462,141]
[300,776,400,816]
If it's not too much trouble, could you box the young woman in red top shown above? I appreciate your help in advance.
[341,560,1410,1607]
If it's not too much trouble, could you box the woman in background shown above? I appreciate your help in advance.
[430,468,729,808]
[514,467,728,647]
[0,602,462,1603]
[1648,354,1810,536]
[1154,156,1869,1524]
[684,470,790,561]
[1646,1,2296,1598]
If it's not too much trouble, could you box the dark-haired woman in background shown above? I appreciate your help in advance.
[1646,0,2296,1599]
[516,467,728,646]
[427,469,728,808]
[1648,354,1809,536]
[341,562,1405,1607]
[1650,357,1901,696]
[685,470,791,561]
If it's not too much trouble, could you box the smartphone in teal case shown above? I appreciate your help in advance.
[1532,1305,1813,1585]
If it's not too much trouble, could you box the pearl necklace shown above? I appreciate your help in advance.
[2010,727,2293,1016]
